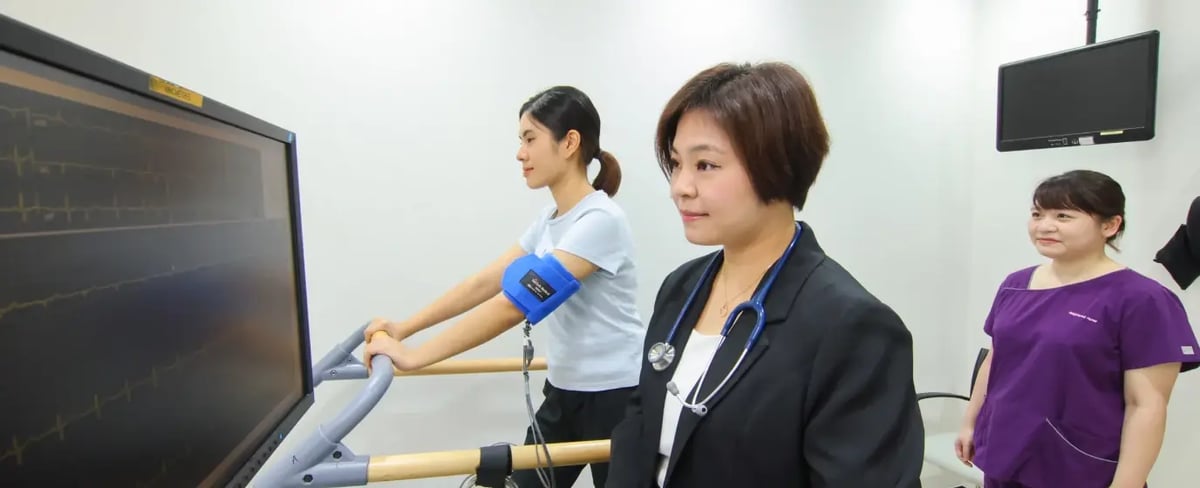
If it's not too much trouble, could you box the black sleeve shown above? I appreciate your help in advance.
[605,377,647,487]
[802,300,925,488]
[605,270,678,488]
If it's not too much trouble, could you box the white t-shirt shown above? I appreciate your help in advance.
[518,190,645,392]
[656,329,723,486]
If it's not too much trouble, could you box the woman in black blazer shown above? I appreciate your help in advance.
[605,61,925,488]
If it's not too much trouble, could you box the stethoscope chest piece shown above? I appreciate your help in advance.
[647,342,676,371]
[647,222,803,417]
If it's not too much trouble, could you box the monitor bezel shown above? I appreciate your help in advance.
[995,29,1160,152]
[0,13,315,488]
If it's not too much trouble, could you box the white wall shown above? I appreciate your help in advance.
[2,0,1194,486]
[964,0,1200,486]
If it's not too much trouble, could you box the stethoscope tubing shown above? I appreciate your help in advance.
[648,223,803,414]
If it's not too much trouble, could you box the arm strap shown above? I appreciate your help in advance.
[500,253,581,325]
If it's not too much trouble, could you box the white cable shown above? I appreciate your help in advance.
[523,321,556,487]
[459,473,519,488]
[457,322,556,488]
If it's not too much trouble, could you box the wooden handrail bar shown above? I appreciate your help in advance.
[366,331,548,377]
[266,326,564,487]
[394,357,547,376]
[367,439,611,481]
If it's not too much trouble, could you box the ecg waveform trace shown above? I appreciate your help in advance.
[0,144,184,227]
[0,144,168,178]
[0,217,301,486]
[0,250,293,486]
[0,103,142,138]
[0,84,266,237]
[1,47,302,488]
[0,260,217,323]
[0,330,229,467]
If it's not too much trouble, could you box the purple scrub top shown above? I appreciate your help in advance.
[973,266,1199,487]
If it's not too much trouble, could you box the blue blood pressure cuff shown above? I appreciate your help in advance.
[501,253,580,325]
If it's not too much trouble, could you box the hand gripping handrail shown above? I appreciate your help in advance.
[256,325,567,487]
[311,324,548,387]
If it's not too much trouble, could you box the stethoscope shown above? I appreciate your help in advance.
[647,222,802,416]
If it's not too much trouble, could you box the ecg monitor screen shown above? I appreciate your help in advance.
[0,37,307,488]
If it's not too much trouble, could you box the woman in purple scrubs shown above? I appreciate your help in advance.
[955,169,1200,488]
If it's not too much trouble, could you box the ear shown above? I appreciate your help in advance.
[1101,215,1124,237]
[559,129,582,158]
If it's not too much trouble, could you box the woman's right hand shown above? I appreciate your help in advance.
[364,317,405,343]
[954,425,976,467]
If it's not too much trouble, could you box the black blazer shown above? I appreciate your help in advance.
[606,222,924,488]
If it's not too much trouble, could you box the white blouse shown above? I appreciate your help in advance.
[656,328,723,487]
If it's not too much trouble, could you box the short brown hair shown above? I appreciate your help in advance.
[655,62,831,210]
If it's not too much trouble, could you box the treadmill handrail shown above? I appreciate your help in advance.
[312,323,547,387]
[368,439,610,481]
[256,325,561,488]
[255,352,393,488]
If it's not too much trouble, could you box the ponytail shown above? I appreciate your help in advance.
[592,150,622,197]
[518,86,619,195]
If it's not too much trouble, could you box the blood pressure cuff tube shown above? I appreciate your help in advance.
[501,253,581,325]
[1154,196,1200,290]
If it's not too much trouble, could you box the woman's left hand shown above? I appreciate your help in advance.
[363,335,421,373]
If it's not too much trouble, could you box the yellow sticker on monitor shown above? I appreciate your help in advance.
[148,75,204,108]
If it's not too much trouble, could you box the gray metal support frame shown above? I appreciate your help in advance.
[311,323,371,387]
[255,330,395,487]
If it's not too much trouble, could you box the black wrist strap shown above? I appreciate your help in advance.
[475,443,512,487]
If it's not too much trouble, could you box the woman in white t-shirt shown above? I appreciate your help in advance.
[364,85,644,488]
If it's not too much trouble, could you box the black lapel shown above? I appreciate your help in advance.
[637,253,716,470]
[662,222,826,484]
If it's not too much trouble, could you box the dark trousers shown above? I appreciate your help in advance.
[511,380,634,488]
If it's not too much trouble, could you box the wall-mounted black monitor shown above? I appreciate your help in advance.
[996,30,1159,152]
[0,13,314,488]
